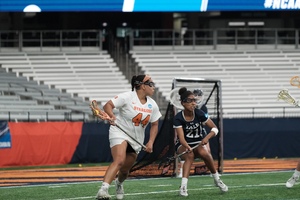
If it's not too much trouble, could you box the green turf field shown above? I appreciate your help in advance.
[0,171,299,200]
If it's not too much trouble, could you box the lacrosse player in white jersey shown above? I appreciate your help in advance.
[96,74,162,200]
[286,160,300,188]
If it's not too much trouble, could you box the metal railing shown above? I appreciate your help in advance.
[0,30,103,51]
[129,28,300,50]
[0,28,299,51]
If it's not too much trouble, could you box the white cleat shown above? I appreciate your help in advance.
[214,179,228,192]
[96,187,111,200]
[179,185,188,197]
[286,175,299,188]
[115,180,124,200]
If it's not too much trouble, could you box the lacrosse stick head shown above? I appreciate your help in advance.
[90,100,100,116]
[90,100,112,121]
[278,89,299,107]
[169,88,184,110]
[290,76,300,88]
[169,88,205,110]
[193,88,205,108]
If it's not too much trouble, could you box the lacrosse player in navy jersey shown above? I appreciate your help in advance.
[173,87,228,197]
[178,88,210,178]
[286,160,300,188]
[96,75,162,200]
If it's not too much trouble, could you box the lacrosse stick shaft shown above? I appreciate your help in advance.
[176,142,201,158]
[114,123,147,149]
[158,142,202,169]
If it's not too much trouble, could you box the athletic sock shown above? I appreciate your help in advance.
[181,177,188,187]
[294,170,300,176]
[116,178,123,185]
[212,172,219,180]
[102,182,110,189]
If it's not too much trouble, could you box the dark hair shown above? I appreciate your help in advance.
[131,75,146,91]
[179,87,193,102]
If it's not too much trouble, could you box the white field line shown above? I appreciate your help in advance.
[53,182,300,200]
[0,170,294,190]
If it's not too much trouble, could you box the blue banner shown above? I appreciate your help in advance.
[0,0,299,12]
[0,121,11,149]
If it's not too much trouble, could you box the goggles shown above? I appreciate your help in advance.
[183,98,198,103]
[144,82,155,87]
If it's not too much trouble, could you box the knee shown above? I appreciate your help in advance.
[200,152,212,161]
[113,157,126,167]
[184,153,194,161]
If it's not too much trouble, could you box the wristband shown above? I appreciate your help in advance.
[211,127,219,136]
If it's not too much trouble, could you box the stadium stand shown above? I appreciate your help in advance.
[130,48,300,118]
[0,50,131,105]
[0,67,91,121]
[2,46,299,119]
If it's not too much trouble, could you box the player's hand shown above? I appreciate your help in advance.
[108,115,117,125]
[145,142,153,153]
[201,138,209,145]
[186,146,193,153]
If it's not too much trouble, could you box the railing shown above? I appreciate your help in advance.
[129,28,300,50]
[222,107,300,119]
[0,28,299,51]
[0,30,103,51]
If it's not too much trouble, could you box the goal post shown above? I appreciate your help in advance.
[171,77,224,174]
[130,77,223,178]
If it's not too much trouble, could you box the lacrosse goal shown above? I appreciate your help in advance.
[130,77,224,177]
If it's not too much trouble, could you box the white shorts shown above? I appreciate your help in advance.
[109,126,142,154]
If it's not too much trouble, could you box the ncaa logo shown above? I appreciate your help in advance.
[148,104,152,109]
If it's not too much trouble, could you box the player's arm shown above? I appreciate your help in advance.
[202,119,218,145]
[103,100,116,122]
[145,120,159,153]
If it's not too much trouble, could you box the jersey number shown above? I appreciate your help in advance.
[132,113,150,128]
[186,129,201,138]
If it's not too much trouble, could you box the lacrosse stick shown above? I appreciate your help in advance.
[169,88,205,110]
[158,142,201,169]
[277,89,300,107]
[169,88,184,110]
[290,76,300,88]
[90,100,147,149]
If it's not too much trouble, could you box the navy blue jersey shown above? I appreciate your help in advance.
[173,108,209,146]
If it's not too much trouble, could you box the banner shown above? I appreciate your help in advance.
[0,121,11,149]
[0,122,83,167]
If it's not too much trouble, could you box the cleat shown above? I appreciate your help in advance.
[286,175,299,188]
[179,185,188,197]
[96,187,111,200]
[214,179,228,192]
[115,180,124,200]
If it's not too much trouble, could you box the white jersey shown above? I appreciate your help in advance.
[109,91,162,152]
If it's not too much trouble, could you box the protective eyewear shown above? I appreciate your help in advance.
[144,82,155,87]
[183,98,198,103]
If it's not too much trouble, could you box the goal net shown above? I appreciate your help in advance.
[130,77,223,178]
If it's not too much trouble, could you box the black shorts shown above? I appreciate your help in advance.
[126,143,136,153]
[175,141,200,153]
